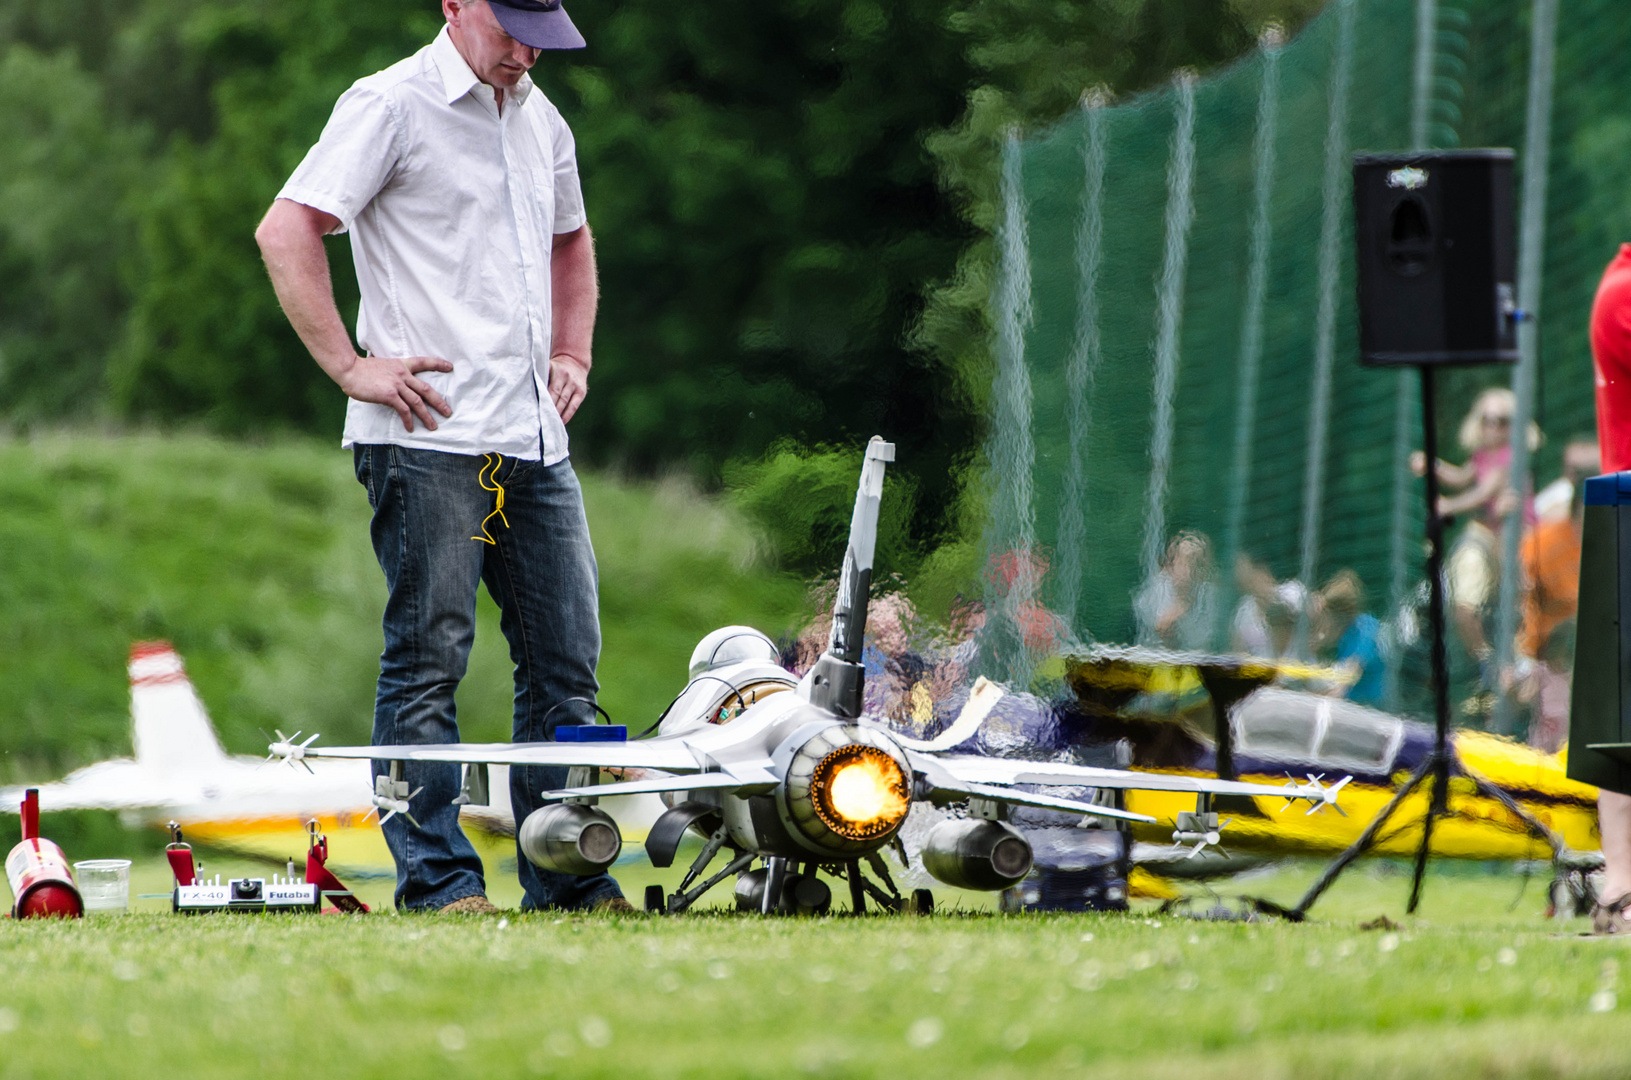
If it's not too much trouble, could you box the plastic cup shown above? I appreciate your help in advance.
[74,859,132,915]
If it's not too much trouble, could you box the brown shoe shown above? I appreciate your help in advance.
[593,896,639,915]
[439,894,502,915]
[1593,893,1631,935]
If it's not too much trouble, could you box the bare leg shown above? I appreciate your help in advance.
[1452,603,1489,662]
[1599,790,1631,901]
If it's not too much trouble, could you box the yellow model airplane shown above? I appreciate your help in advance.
[1059,648,1599,861]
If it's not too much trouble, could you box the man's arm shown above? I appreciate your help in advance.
[548,224,598,423]
[254,198,453,432]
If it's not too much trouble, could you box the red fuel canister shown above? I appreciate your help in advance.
[5,789,84,919]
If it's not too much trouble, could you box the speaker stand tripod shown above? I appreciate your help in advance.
[1274,365,1567,920]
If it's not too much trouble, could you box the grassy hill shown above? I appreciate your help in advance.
[0,431,809,779]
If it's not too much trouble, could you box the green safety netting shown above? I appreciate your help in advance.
[980,0,1625,735]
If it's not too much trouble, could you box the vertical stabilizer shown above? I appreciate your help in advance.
[129,642,228,773]
[806,437,894,718]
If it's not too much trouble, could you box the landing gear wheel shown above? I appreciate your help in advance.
[910,888,934,916]
[789,874,832,915]
[644,884,666,914]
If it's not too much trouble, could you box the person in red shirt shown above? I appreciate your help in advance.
[1589,245,1631,935]
[1595,246,1631,472]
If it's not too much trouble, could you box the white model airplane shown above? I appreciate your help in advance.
[0,643,659,875]
[273,438,1348,914]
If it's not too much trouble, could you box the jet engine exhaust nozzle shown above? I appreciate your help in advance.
[518,803,623,875]
[779,724,912,855]
[921,819,1034,891]
[811,744,910,841]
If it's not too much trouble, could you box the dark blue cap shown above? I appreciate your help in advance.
[1584,472,1631,506]
[488,0,585,50]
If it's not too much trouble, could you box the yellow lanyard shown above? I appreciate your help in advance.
[471,453,510,544]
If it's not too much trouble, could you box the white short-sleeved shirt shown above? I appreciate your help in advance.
[279,27,585,462]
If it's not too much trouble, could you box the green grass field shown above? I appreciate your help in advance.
[4,432,1630,1077]
[3,853,1629,1079]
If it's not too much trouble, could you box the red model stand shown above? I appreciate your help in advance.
[304,821,369,913]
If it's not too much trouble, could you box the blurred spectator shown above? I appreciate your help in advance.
[1412,387,1540,680]
[1229,553,1306,658]
[986,548,1072,654]
[1134,531,1216,652]
[1310,570,1385,708]
[788,590,922,720]
[785,588,986,730]
[1510,439,1597,752]
[789,579,839,675]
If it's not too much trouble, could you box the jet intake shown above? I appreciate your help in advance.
[921,819,1033,891]
[518,804,622,875]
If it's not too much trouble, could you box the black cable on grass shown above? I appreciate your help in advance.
[541,696,613,736]
[1509,855,1533,913]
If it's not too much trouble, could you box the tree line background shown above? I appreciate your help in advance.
[0,0,1323,597]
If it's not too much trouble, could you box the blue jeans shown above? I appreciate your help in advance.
[354,444,623,912]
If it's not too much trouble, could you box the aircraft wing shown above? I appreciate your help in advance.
[908,756,1154,823]
[541,771,766,800]
[957,781,1157,824]
[0,777,164,814]
[294,740,701,772]
[919,754,1343,806]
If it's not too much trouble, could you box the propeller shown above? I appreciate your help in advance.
[1278,773,1351,816]
[365,772,423,828]
[265,730,320,773]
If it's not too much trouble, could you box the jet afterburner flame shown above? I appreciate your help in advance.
[812,745,909,840]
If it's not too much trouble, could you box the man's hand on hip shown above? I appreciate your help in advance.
[340,354,455,432]
[255,200,455,434]
[549,353,589,423]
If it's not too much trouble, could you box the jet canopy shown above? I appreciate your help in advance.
[688,626,780,679]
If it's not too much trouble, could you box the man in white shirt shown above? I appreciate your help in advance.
[255,0,630,914]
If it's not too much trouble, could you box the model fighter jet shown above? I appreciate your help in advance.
[272,439,1347,913]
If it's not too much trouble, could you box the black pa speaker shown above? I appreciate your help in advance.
[1568,473,1631,795]
[1353,149,1517,367]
